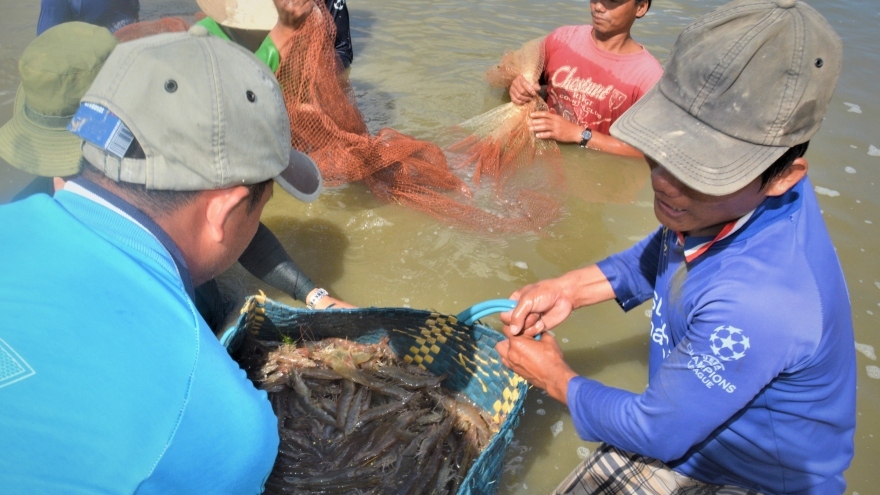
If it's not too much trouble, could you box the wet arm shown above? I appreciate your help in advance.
[527,111,643,157]
[583,131,643,157]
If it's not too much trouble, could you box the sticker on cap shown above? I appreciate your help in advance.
[68,102,134,158]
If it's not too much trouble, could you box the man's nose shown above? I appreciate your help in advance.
[651,165,685,197]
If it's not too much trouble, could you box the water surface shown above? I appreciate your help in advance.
[1,1,878,493]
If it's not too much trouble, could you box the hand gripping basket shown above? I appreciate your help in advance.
[220,294,528,495]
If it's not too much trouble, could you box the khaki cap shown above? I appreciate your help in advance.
[76,25,321,202]
[611,0,842,195]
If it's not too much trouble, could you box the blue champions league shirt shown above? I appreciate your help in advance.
[569,177,856,494]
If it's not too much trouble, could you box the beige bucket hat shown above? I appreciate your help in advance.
[0,22,118,177]
[196,0,279,30]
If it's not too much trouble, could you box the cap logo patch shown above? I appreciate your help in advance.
[69,103,134,158]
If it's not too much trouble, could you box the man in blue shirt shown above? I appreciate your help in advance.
[38,0,139,34]
[497,1,856,493]
[0,26,324,492]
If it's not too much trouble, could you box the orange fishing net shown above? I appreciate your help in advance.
[277,2,563,233]
[116,3,564,233]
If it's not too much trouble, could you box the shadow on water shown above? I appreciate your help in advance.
[261,216,351,291]
[350,78,399,135]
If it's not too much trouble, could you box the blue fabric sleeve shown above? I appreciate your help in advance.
[37,0,139,34]
[568,263,826,462]
[37,0,72,35]
[596,228,662,311]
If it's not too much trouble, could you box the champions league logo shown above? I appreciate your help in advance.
[709,326,750,362]
[687,353,737,394]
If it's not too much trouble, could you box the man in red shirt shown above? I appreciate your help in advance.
[510,0,662,157]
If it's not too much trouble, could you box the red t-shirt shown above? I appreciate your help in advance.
[543,25,663,135]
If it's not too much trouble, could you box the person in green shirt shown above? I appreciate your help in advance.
[196,0,350,72]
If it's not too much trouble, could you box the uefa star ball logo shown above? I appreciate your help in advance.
[709,326,750,361]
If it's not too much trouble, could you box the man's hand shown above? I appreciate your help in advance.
[500,265,616,337]
[500,278,575,337]
[273,0,314,29]
[495,331,577,405]
[528,111,582,143]
[509,74,541,106]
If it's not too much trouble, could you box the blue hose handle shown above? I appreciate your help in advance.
[457,299,543,341]
[456,299,517,326]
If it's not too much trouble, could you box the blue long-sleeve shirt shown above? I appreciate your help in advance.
[37,0,139,34]
[571,177,856,494]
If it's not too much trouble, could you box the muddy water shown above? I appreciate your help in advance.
[1,1,878,493]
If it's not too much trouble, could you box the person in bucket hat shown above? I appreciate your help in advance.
[196,0,353,71]
[0,21,117,201]
[191,0,357,321]
[0,19,351,325]
[0,27,325,492]
[497,1,855,493]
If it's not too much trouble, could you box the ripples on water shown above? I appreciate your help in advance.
[1,1,878,493]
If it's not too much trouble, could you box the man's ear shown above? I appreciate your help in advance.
[765,157,808,197]
[635,0,650,18]
[203,186,251,243]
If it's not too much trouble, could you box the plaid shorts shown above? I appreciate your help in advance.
[551,443,763,495]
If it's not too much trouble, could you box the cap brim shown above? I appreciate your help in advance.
[0,86,83,177]
[611,85,788,196]
[274,148,323,202]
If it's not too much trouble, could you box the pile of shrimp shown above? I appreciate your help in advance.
[236,336,499,494]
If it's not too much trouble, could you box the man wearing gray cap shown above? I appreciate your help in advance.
[497,1,855,493]
[0,26,321,492]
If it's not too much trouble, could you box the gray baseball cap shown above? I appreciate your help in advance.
[611,0,842,196]
[74,24,322,202]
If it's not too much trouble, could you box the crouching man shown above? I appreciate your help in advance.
[497,1,856,493]
[0,26,323,492]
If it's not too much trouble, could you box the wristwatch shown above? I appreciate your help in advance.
[306,288,329,309]
[579,128,592,148]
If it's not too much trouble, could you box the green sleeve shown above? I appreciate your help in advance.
[196,17,279,72]
[254,37,280,72]
[195,17,230,41]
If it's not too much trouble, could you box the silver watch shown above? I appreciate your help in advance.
[579,128,592,148]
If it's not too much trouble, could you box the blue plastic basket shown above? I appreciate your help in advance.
[221,295,528,495]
